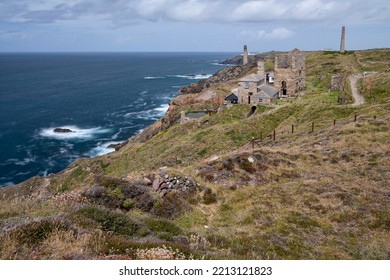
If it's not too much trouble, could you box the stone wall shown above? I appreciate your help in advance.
[330,75,344,91]
[237,81,258,104]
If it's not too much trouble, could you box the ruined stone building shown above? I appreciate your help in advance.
[225,48,305,105]
[274,48,305,98]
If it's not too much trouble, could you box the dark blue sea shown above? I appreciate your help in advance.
[0,52,235,187]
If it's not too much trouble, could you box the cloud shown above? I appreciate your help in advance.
[0,0,388,26]
[241,27,294,40]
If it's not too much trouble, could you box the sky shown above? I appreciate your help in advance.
[0,0,389,52]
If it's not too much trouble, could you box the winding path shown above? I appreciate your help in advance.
[349,74,365,106]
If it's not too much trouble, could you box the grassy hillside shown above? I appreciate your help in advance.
[1,49,389,260]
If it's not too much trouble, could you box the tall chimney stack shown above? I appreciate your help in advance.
[243,45,248,65]
[340,26,345,53]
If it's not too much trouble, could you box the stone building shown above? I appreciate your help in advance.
[274,48,305,98]
[254,84,279,105]
[237,73,264,105]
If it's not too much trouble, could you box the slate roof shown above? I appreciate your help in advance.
[225,93,238,101]
[255,84,279,99]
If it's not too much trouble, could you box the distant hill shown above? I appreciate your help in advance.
[221,50,283,65]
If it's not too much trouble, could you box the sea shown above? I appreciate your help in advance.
[0,52,236,187]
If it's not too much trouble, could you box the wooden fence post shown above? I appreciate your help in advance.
[251,137,255,149]
[354,114,357,122]
[273,130,276,141]
[292,124,294,134]
[374,115,377,120]
[311,122,314,133]
[334,119,336,126]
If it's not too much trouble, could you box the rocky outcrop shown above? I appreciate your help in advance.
[107,141,129,151]
[151,174,198,198]
[179,62,256,95]
[53,128,73,133]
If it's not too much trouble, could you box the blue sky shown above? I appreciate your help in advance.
[0,0,389,52]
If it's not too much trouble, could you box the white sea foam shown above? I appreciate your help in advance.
[5,156,35,166]
[169,74,212,80]
[39,126,111,140]
[144,76,165,80]
[154,103,170,114]
[211,62,234,66]
[87,141,120,157]
[124,103,169,121]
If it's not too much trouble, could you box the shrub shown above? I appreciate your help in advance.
[144,219,183,241]
[203,188,217,205]
[122,199,134,210]
[72,206,141,237]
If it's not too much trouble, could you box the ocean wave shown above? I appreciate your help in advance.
[87,141,120,157]
[39,125,111,140]
[4,156,36,166]
[124,103,169,121]
[144,76,165,80]
[168,74,212,80]
[211,62,234,66]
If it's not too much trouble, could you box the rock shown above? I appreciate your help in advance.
[143,177,152,186]
[107,141,129,151]
[209,156,219,162]
[152,178,161,191]
[159,189,168,198]
[53,128,74,133]
[248,156,255,163]
[159,166,168,176]
[158,182,167,191]
[172,235,190,246]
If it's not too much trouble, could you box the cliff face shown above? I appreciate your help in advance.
[179,62,256,95]
[133,63,258,143]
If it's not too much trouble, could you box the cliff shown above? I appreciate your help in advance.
[1,49,390,260]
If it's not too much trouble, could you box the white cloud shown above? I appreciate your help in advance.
[135,0,170,19]
[231,0,287,21]
[0,0,389,26]
[168,0,210,21]
[241,27,294,40]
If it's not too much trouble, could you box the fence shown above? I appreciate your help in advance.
[249,113,381,148]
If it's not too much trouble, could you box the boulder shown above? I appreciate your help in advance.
[53,128,74,133]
